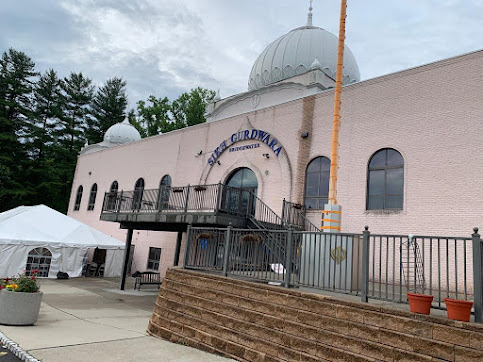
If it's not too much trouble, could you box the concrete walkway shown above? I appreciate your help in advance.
[0,277,231,362]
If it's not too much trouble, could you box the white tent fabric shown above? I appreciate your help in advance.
[0,205,125,278]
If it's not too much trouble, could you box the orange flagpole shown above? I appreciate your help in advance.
[328,0,347,206]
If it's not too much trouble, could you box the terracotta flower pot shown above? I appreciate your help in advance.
[444,298,473,322]
[407,292,434,314]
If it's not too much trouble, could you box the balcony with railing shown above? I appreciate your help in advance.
[100,183,315,232]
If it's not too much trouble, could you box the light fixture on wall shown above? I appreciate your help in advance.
[263,153,270,159]
[195,150,203,157]
[301,131,309,139]
[217,160,221,165]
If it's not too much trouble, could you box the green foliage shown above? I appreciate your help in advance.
[0,46,214,214]
[131,87,215,137]
[86,77,127,144]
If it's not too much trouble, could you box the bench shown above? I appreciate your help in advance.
[134,271,162,290]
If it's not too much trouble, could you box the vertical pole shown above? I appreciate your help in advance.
[117,190,123,213]
[216,182,223,211]
[184,184,191,213]
[183,223,193,268]
[281,198,286,227]
[284,227,294,288]
[173,231,183,266]
[328,0,347,205]
[119,228,133,290]
[361,226,370,303]
[472,227,482,323]
[223,223,233,277]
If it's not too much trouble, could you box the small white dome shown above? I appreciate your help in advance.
[248,25,360,91]
[104,119,141,144]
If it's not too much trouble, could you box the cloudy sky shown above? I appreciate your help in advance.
[2,0,483,105]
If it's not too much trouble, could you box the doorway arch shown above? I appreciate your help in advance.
[223,168,258,215]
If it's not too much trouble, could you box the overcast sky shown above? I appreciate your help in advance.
[2,0,483,106]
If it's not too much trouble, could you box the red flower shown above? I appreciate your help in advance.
[0,285,3,290]
[32,270,39,274]
[31,276,36,280]
[5,278,9,283]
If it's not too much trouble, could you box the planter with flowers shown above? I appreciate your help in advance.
[0,271,43,326]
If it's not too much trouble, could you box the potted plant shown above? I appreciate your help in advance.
[0,270,43,326]
[402,235,434,315]
[444,298,473,322]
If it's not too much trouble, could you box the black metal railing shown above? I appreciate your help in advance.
[282,199,320,232]
[183,225,483,322]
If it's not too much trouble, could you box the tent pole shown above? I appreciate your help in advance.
[120,228,134,290]
[173,231,183,266]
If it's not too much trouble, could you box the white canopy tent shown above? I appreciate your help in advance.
[0,205,125,278]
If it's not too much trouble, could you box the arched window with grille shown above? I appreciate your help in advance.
[74,186,83,211]
[133,178,145,210]
[158,175,172,210]
[106,181,119,210]
[26,248,52,277]
[87,183,98,211]
[110,181,119,193]
[304,156,330,209]
[367,148,404,210]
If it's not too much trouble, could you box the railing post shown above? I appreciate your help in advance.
[281,198,286,227]
[184,184,191,213]
[361,226,370,303]
[117,190,123,213]
[472,227,482,323]
[284,227,294,288]
[223,223,233,277]
[183,223,193,268]
[216,182,223,211]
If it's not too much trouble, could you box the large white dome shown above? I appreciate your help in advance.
[248,25,360,91]
[104,119,141,144]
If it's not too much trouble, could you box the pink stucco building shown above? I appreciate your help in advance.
[67,8,483,283]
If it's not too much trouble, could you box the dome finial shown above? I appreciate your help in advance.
[307,0,313,26]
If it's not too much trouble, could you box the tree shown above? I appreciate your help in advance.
[0,48,38,211]
[171,87,215,128]
[130,95,171,137]
[87,77,128,144]
[54,72,94,212]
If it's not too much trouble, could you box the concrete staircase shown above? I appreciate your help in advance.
[148,268,483,361]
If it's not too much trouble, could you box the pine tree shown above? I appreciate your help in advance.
[87,77,128,144]
[54,72,94,212]
[0,48,38,211]
[28,69,64,210]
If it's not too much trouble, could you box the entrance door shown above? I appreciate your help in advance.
[224,168,258,215]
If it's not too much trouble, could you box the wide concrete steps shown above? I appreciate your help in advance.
[148,268,483,362]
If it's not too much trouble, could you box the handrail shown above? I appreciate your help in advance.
[282,199,320,232]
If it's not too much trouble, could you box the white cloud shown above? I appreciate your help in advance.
[1,0,483,106]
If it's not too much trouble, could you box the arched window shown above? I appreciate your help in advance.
[133,178,145,210]
[110,181,119,193]
[304,156,330,209]
[106,181,119,210]
[224,168,258,214]
[367,148,404,210]
[26,248,52,277]
[74,185,83,211]
[87,183,98,210]
[158,175,172,209]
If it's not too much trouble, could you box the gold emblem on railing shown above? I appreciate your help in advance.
[330,246,347,264]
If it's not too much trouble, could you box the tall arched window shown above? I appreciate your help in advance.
[304,156,330,209]
[367,148,404,210]
[106,181,119,210]
[133,178,145,210]
[158,175,172,209]
[87,183,98,210]
[74,186,83,211]
[110,181,119,193]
